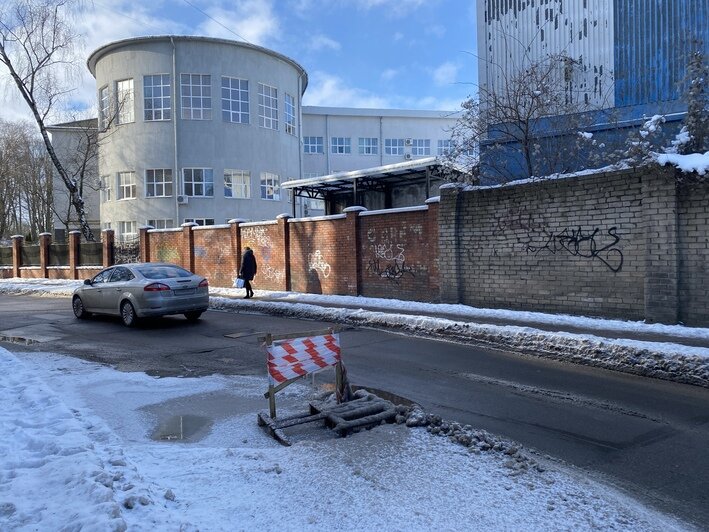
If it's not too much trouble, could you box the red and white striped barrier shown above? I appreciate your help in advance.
[267,333,341,385]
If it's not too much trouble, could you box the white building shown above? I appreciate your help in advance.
[56,35,458,241]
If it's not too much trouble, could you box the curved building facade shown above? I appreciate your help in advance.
[88,36,307,239]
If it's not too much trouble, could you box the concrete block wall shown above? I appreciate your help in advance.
[678,180,709,326]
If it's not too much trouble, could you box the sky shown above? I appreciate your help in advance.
[0,0,478,124]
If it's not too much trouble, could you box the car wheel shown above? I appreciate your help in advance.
[72,296,89,319]
[120,300,138,327]
[184,311,203,322]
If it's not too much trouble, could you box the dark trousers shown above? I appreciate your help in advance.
[244,279,253,295]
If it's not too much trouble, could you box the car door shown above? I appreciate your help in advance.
[81,268,113,312]
[102,266,135,314]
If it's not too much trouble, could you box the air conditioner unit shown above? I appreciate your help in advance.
[405,138,413,146]
[177,195,189,205]
[404,153,412,160]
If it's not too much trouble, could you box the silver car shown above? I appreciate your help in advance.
[72,263,210,326]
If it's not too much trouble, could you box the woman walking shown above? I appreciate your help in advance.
[239,247,257,299]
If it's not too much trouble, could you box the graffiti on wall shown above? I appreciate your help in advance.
[308,250,331,278]
[156,244,180,264]
[365,227,419,284]
[525,226,624,273]
[241,226,274,248]
[263,265,285,283]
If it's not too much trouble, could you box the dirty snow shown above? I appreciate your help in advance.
[0,347,692,531]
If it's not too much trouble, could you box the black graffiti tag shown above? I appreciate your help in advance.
[366,258,415,284]
[526,226,624,273]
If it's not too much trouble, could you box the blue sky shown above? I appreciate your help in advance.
[1,0,478,122]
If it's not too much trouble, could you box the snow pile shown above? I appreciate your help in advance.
[657,151,709,175]
[0,348,691,531]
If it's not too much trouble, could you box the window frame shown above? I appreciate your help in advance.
[303,136,324,154]
[221,76,249,124]
[147,219,174,229]
[258,83,279,130]
[224,169,251,199]
[437,139,453,156]
[145,169,173,198]
[260,171,281,201]
[411,138,431,156]
[184,218,215,226]
[143,74,172,121]
[180,73,212,120]
[284,93,296,135]
[99,85,110,129]
[385,138,405,155]
[182,168,214,197]
[116,78,134,124]
[331,136,351,154]
[358,137,379,155]
[117,171,136,200]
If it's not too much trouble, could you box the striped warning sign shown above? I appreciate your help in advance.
[267,333,341,385]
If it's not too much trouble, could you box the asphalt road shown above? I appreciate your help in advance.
[1,294,708,528]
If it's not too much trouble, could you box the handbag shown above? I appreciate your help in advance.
[234,277,245,288]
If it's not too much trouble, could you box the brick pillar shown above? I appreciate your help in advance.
[139,226,152,262]
[229,218,247,278]
[425,197,441,301]
[68,231,81,279]
[11,235,23,278]
[102,229,115,267]
[276,214,291,291]
[39,232,51,279]
[343,206,366,296]
[438,185,465,303]
[643,167,679,324]
[181,222,197,272]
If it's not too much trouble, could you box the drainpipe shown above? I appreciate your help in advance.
[297,73,304,217]
[325,114,330,174]
[379,115,383,166]
[171,37,179,226]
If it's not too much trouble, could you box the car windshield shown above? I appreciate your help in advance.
[137,265,193,279]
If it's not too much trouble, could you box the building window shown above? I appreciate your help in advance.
[331,137,351,154]
[258,83,278,130]
[118,171,136,200]
[145,169,173,197]
[222,76,249,124]
[437,139,453,155]
[224,169,250,198]
[182,168,214,197]
[358,137,378,155]
[385,138,405,155]
[118,221,137,241]
[411,139,430,156]
[116,79,134,124]
[180,74,212,120]
[100,175,111,203]
[147,219,174,229]
[284,93,296,135]
[303,136,323,154]
[144,74,171,121]
[260,172,280,200]
[99,85,110,129]
[184,218,215,226]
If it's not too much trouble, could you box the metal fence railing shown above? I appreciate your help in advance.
[48,244,70,267]
[0,246,12,266]
[113,237,140,264]
[20,245,41,266]
[79,242,103,266]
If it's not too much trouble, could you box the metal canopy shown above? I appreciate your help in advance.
[282,157,460,209]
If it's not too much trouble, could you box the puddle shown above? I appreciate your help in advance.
[151,414,213,442]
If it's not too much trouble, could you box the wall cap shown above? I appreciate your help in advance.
[276,213,292,220]
[39,232,52,237]
[228,218,248,224]
[10,235,24,239]
[181,222,199,227]
[343,206,367,213]
[138,225,154,230]
[425,196,441,204]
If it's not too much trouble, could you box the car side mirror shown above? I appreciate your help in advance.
[84,279,92,285]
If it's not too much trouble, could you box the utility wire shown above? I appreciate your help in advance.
[182,0,252,44]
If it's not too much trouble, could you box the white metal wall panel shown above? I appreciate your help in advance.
[478,0,615,109]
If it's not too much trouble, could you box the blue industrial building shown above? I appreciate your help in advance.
[476,0,709,181]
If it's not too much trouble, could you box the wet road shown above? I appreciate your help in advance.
[1,294,708,528]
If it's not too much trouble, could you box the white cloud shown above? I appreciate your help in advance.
[308,34,341,52]
[425,24,446,38]
[355,0,428,16]
[393,32,404,42]
[380,68,400,81]
[196,1,280,46]
[303,71,390,108]
[433,61,460,86]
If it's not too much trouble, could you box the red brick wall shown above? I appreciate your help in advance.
[149,230,182,264]
[240,222,286,291]
[359,204,439,301]
[289,215,354,295]
[193,226,237,287]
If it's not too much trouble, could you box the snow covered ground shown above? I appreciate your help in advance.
[0,347,693,531]
[2,277,707,388]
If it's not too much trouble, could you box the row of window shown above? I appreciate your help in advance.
[303,137,454,156]
[99,74,297,135]
[100,168,283,202]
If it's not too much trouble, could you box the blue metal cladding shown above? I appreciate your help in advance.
[614,0,709,107]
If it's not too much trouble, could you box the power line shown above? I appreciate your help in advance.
[182,0,252,44]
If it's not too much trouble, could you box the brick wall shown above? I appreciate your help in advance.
[240,220,288,291]
[359,202,439,301]
[148,230,182,264]
[678,180,709,326]
[194,225,237,288]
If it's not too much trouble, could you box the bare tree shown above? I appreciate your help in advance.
[681,46,709,155]
[0,0,96,240]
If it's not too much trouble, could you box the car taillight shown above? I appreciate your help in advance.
[198,279,209,288]
[144,282,171,292]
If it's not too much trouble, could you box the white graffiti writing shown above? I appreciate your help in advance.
[372,243,406,262]
[263,265,285,282]
[241,226,273,248]
[308,250,332,278]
